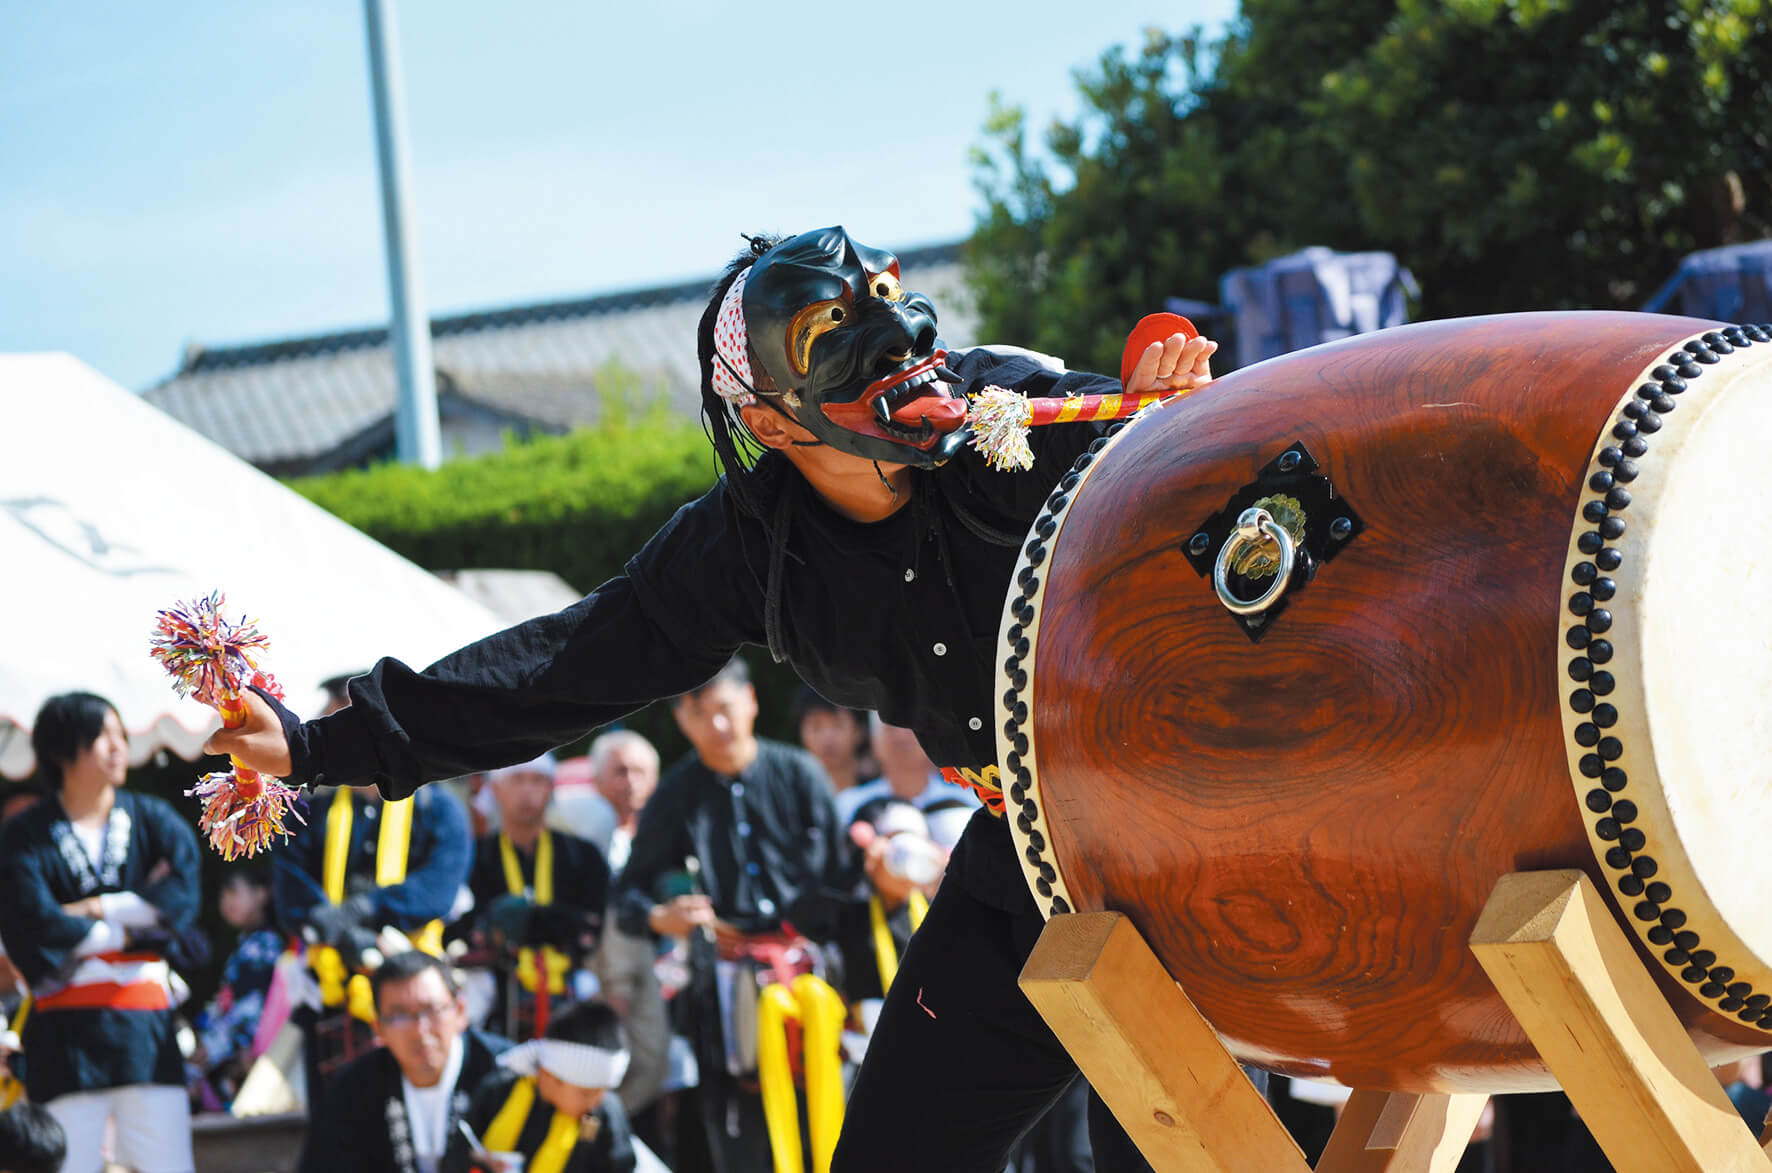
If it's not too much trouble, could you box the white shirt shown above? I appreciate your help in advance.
[548,786,618,858]
[607,826,634,875]
[401,1034,465,1173]
[69,820,105,867]
[66,817,158,958]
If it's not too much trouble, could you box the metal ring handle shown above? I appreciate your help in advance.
[1213,507,1297,615]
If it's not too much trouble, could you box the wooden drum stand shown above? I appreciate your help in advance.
[1021,871,1772,1173]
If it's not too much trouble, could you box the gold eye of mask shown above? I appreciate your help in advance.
[787,298,849,377]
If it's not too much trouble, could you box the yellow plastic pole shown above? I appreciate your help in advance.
[794,974,848,1173]
[347,973,378,1025]
[313,945,349,1007]
[756,983,805,1173]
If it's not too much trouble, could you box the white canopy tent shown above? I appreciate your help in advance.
[0,353,508,779]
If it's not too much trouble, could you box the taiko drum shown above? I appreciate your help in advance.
[995,311,1772,1091]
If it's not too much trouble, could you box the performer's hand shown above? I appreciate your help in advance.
[1125,332,1217,396]
[202,687,293,778]
[648,894,715,939]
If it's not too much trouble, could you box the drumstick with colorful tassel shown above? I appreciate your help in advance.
[965,312,1206,472]
[966,386,1186,472]
[149,592,304,859]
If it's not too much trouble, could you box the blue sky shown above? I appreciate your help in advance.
[1,1,1236,390]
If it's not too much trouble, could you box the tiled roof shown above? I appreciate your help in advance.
[143,243,976,474]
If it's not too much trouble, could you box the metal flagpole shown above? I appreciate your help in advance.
[363,0,441,469]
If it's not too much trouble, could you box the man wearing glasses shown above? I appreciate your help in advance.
[297,953,510,1173]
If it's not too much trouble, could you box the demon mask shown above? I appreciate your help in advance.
[742,227,969,466]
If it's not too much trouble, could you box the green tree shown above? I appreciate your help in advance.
[1316,0,1772,314]
[969,0,1772,365]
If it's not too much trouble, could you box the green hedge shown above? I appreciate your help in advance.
[287,401,810,757]
[289,412,717,596]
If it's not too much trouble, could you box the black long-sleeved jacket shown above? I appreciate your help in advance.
[276,347,1112,912]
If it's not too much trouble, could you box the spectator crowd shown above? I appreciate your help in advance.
[6,670,1763,1173]
[0,664,988,1173]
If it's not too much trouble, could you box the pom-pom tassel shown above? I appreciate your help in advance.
[965,387,1037,472]
[149,591,271,702]
[150,593,302,858]
[964,385,1181,473]
[188,766,306,861]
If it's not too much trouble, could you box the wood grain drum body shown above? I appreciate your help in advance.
[996,312,1772,1092]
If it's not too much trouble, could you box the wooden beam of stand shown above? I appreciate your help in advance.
[1470,870,1772,1173]
[1314,1090,1488,1173]
[1019,912,1309,1173]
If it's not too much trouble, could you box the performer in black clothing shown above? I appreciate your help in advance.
[617,658,848,1172]
[208,225,1218,1172]
[298,952,511,1173]
[456,754,610,1037]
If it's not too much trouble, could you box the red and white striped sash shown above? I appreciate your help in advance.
[35,951,175,1012]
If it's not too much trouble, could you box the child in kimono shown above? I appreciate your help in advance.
[446,1002,636,1173]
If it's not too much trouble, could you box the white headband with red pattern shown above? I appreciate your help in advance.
[710,268,756,408]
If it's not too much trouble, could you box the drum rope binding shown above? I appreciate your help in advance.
[1562,323,1772,1031]
[997,411,1160,919]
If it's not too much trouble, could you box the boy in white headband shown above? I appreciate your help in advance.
[443,1001,636,1173]
[210,225,1217,1172]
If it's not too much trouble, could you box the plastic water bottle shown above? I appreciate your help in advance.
[851,822,944,886]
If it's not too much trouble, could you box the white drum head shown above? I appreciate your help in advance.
[1561,327,1772,1031]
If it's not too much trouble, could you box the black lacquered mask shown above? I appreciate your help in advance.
[744,227,969,466]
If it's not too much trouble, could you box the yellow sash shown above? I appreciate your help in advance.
[498,832,570,996]
[0,993,29,1108]
[868,890,928,995]
[484,1075,580,1173]
[316,789,441,1015]
[324,787,419,898]
[758,974,847,1173]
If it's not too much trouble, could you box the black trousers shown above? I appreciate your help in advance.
[832,879,1264,1172]
[1010,1079,1095,1172]
[695,1079,775,1173]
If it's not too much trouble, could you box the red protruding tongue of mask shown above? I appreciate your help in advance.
[887,393,969,433]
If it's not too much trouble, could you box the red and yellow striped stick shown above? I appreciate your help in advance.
[967,311,1207,472]
[1029,390,1170,426]
[213,692,264,801]
[965,387,1187,472]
